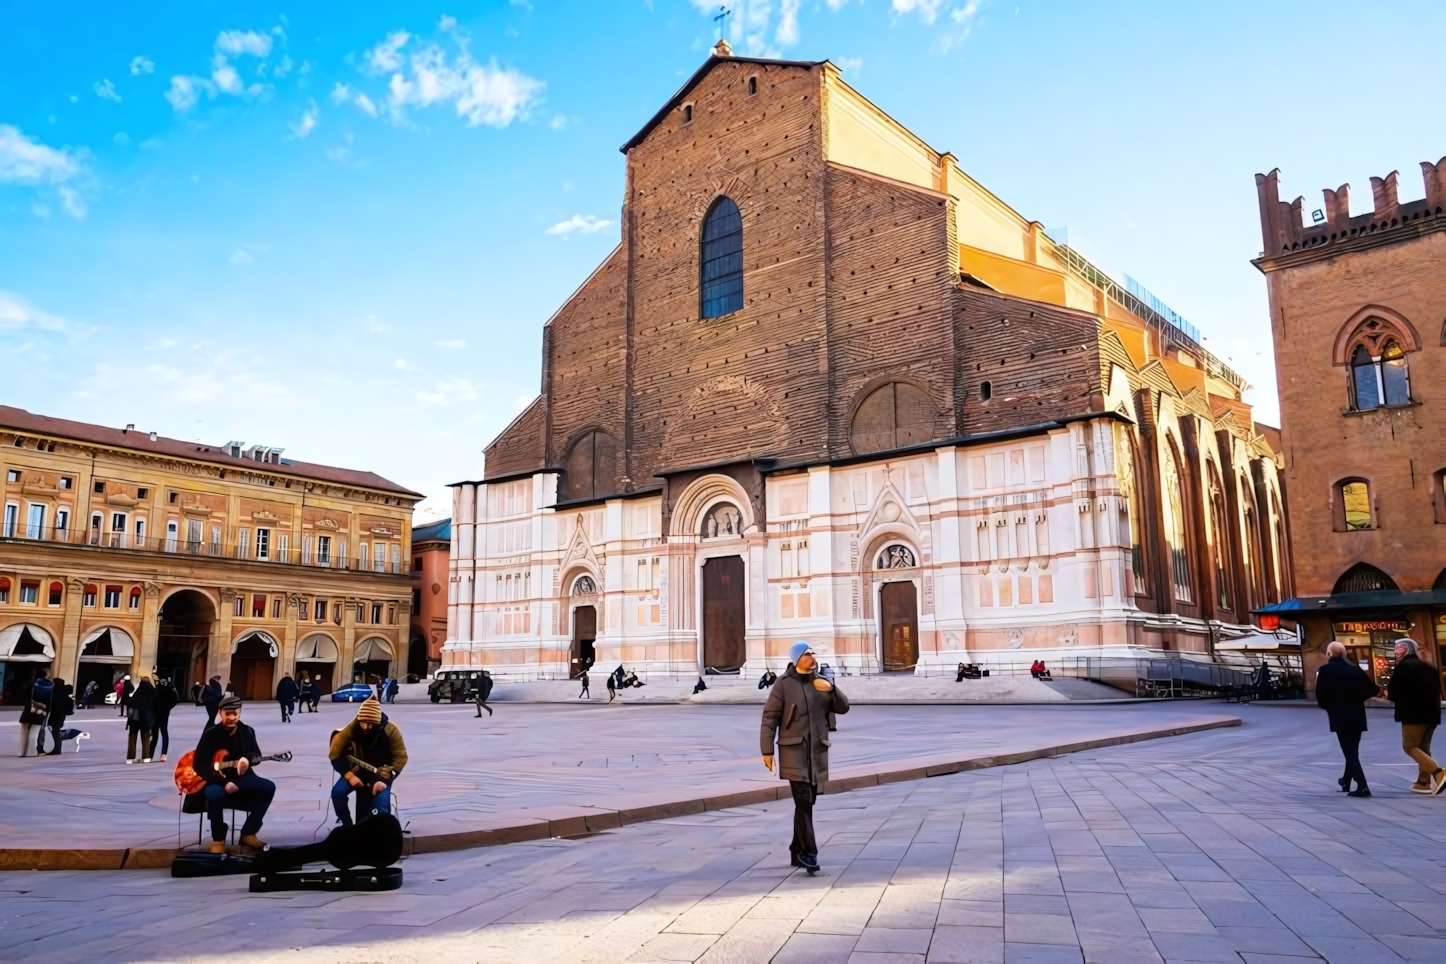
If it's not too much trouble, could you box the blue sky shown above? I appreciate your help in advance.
[3,0,1444,519]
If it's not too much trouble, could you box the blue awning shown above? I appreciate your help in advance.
[1256,589,1446,615]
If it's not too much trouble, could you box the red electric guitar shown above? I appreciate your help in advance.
[174,749,293,795]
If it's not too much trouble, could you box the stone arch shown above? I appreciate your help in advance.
[848,376,940,455]
[560,565,600,598]
[231,629,279,655]
[1333,562,1398,595]
[159,585,218,612]
[1331,304,1421,366]
[559,426,619,503]
[669,473,756,539]
[861,527,922,575]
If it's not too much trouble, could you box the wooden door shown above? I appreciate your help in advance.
[232,656,275,700]
[702,556,746,671]
[880,581,919,672]
[572,605,597,674]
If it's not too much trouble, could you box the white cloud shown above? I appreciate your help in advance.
[330,82,354,104]
[0,290,72,331]
[513,394,531,410]
[215,30,274,58]
[546,214,613,236]
[94,79,122,102]
[392,357,417,370]
[367,30,543,128]
[835,56,863,74]
[331,82,378,117]
[129,55,155,75]
[777,0,802,45]
[891,0,946,21]
[273,55,293,78]
[435,338,467,348]
[58,186,86,219]
[438,14,458,31]
[290,103,319,138]
[164,74,212,111]
[212,60,243,95]
[367,31,411,73]
[415,377,480,405]
[229,247,255,264]
[0,125,80,183]
[354,92,378,117]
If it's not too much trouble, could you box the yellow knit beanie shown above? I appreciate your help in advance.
[357,697,382,724]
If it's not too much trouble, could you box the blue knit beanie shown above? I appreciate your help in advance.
[788,640,812,665]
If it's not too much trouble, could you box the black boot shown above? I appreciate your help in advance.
[1338,776,1350,791]
[1348,787,1371,798]
[798,853,820,875]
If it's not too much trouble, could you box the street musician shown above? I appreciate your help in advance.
[328,697,408,826]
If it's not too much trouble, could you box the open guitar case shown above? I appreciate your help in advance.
[171,811,404,892]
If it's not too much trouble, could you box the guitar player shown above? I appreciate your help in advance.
[192,694,276,854]
[328,696,408,826]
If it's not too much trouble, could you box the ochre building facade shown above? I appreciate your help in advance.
[0,407,420,703]
[1254,160,1446,689]
[445,45,1289,680]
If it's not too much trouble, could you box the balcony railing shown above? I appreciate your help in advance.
[0,524,408,575]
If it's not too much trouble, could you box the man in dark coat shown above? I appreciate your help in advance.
[126,677,158,763]
[45,678,74,755]
[201,676,223,728]
[276,674,298,723]
[1315,641,1379,796]
[17,671,51,757]
[1386,639,1444,794]
[193,694,274,853]
[154,677,179,762]
[761,641,850,875]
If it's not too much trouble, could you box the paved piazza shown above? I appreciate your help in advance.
[3,702,1445,963]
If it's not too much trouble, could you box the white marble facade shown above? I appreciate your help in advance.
[442,408,1267,680]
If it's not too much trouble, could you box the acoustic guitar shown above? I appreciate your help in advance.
[173,750,293,795]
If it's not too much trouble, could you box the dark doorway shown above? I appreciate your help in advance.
[231,633,276,700]
[407,632,428,682]
[158,590,214,693]
[880,581,919,672]
[702,556,746,672]
[572,606,597,677]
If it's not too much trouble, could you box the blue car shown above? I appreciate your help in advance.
[331,682,376,702]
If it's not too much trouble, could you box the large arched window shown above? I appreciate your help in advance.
[1349,338,1412,410]
[1116,431,1148,595]
[850,382,935,454]
[1162,441,1193,604]
[700,197,743,318]
[1207,464,1231,611]
[560,430,618,502]
[1333,562,1397,595]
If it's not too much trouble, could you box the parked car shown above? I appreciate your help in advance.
[331,682,376,703]
[428,670,487,703]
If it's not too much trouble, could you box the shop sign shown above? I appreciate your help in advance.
[1333,619,1410,633]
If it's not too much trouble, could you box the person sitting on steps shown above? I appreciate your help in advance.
[193,694,275,854]
[329,697,408,826]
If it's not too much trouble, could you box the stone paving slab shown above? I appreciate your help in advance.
[1,703,1441,964]
[0,701,1237,869]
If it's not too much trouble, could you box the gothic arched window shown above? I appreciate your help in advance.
[561,430,618,502]
[850,382,936,454]
[1351,344,1379,411]
[1162,441,1193,604]
[1348,332,1412,411]
[1207,464,1231,611]
[1380,341,1410,405]
[700,197,743,318]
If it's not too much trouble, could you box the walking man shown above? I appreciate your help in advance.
[17,670,51,757]
[1315,641,1378,796]
[201,675,223,728]
[578,670,590,700]
[1386,639,1444,794]
[760,640,849,875]
[474,671,494,717]
[276,674,298,723]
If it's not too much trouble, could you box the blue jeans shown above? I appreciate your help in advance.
[331,775,392,825]
[204,772,275,840]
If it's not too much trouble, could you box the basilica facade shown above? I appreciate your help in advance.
[443,44,1288,680]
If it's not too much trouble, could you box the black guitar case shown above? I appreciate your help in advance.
[247,813,404,892]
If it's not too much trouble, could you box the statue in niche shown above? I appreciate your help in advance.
[878,545,916,569]
[572,575,597,595]
[701,503,742,539]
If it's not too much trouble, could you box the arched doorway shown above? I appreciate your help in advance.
[702,556,745,672]
[407,631,428,682]
[158,590,214,692]
[875,544,920,672]
[231,631,277,700]
[0,623,55,705]
[77,627,134,702]
[353,636,393,685]
[294,632,337,695]
[572,606,597,676]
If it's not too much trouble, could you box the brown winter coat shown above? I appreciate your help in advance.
[759,666,849,785]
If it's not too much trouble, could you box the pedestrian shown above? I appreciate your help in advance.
[578,670,590,699]
[276,673,298,723]
[1315,640,1379,797]
[384,677,399,703]
[329,697,408,826]
[956,662,967,683]
[606,670,617,702]
[154,676,179,762]
[474,670,494,717]
[17,670,51,757]
[43,678,73,756]
[116,675,132,717]
[1385,639,1444,794]
[201,675,223,728]
[760,640,850,876]
[297,673,312,712]
[308,677,322,711]
[126,676,158,763]
[82,679,99,709]
[190,681,202,705]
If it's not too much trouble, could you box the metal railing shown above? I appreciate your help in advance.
[0,524,409,575]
